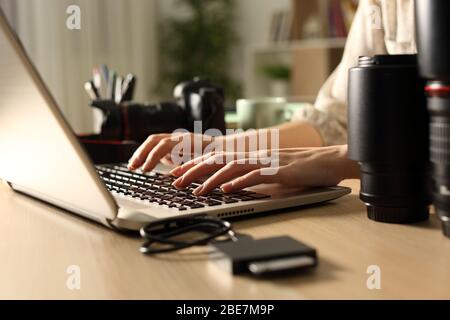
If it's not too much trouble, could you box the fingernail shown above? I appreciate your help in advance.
[172,176,184,188]
[128,161,137,170]
[193,185,204,196]
[221,183,233,192]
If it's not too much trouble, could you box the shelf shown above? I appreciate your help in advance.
[250,38,347,53]
[244,38,345,99]
[243,0,354,99]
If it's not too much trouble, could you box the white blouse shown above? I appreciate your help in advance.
[292,0,417,146]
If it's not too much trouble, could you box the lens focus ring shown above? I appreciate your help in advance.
[430,121,450,164]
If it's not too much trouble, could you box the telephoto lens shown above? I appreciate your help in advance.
[416,0,450,237]
[348,55,431,224]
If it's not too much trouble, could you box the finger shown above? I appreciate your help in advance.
[128,134,167,169]
[221,168,279,193]
[170,152,217,177]
[160,155,175,167]
[141,138,180,172]
[173,152,261,189]
[194,161,263,196]
[172,155,229,189]
[171,151,256,177]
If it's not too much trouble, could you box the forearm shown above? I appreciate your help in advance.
[219,121,324,152]
[272,121,324,148]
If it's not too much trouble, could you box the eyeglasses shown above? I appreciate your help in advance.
[139,215,238,255]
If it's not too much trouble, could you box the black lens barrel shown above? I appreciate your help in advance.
[415,0,450,81]
[416,0,450,237]
[348,55,431,224]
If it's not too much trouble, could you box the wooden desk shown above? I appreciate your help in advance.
[0,179,449,300]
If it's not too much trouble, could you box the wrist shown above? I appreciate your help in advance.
[217,132,257,153]
[336,145,360,180]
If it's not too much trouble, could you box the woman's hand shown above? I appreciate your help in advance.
[127,122,325,173]
[128,133,223,172]
[127,129,277,172]
[170,145,359,196]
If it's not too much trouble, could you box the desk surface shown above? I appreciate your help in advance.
[0,179,449,300]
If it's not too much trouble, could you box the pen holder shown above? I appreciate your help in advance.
[90,100,123,140]
[90,99,190,142]
[78,134,139,165]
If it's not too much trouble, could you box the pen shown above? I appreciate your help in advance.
[107,70,116,101]
[100,64,109,84]
[121,74,136,102]
[92,67,102,97]
[115,76,123,104]
[100,65,110,98]
[84,81,99,100]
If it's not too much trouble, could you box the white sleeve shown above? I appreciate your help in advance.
[292,0,387,146]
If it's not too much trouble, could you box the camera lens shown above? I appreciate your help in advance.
[348,55,431,223]
[415,0,450,237]
[425,83,450,236]
[415,0,450,81]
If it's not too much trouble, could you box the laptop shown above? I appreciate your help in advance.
[0,9,351,231]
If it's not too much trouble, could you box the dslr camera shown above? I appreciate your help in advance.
[91,78,226,143]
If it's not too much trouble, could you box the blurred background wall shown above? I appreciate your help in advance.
[0,0,356,133]
[0,0,158,133]
[157,0,291,98]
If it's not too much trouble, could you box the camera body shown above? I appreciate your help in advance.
[91,78,226,143]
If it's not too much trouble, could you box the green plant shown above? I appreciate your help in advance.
[261,64,292,81]
[158,0,240,99]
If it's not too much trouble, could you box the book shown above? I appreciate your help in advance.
[269,10,294,43]
[328,0,357,38]
[272,0,358,42]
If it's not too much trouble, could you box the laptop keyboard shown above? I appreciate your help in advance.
[96,164,270,211]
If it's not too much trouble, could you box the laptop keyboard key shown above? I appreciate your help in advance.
[205,200,222,206]
[187,203,205,209]
[248,193,270,200]
[239,196,256,201]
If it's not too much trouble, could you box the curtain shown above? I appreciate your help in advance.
[0,0,158,133]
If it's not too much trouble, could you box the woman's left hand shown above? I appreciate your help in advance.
[169,145,358,196]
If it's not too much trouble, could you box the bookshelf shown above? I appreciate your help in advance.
[244,0,357,100]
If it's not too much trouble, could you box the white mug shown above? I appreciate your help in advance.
[236,98,287,130]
